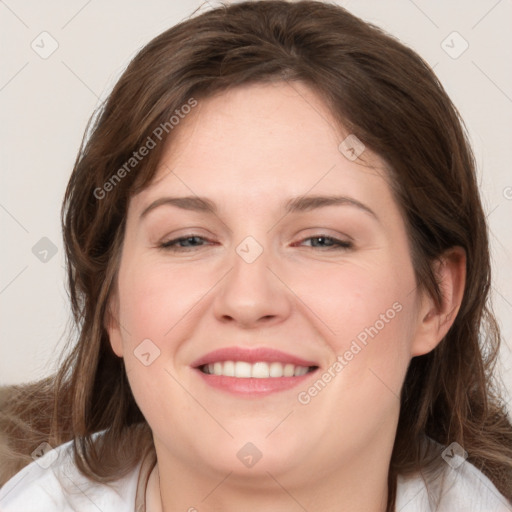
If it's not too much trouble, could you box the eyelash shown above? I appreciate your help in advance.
[159,234,353,251]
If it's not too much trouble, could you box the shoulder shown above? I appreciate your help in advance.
[0,438,141,512]
[396,456,512,512]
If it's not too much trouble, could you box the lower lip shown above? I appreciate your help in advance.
[194,368,317,396]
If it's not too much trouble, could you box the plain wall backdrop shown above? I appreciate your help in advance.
[1,0,511,415]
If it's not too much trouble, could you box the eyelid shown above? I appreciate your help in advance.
[159,234,215,250]
[156,226,216,245]
[293,234,353,250]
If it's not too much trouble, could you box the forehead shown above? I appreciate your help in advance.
[165,81,346,170]
[130,81,392,217]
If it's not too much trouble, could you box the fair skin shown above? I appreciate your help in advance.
[107,82,465,512]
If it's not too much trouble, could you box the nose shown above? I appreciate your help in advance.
[212,238,292,329]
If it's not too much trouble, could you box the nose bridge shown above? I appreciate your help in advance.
[232,234,271,286]
[213,232,291,326]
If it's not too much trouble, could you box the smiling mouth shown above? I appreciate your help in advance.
[199,361,318,378]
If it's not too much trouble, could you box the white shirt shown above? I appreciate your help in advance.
[0,439,510,511]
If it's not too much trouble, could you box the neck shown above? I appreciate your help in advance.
[148,443,391,512]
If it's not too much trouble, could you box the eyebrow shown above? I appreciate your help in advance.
[139,194,378,220]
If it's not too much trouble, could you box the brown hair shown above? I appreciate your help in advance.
[1,1,511,509]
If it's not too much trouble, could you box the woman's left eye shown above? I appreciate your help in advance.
[159,234,352,251]
[294,235,352,250]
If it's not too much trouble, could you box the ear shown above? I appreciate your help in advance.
[411,247,466,357]
[105,292,124,358]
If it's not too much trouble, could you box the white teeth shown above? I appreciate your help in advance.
[235,361,252,378]
[223,360,235,377]
[251,362,269,378]
[203,361,312,378]
[283,363,295,377]
[269,362,283,377]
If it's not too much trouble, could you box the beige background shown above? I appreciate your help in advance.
[1,0,511,414]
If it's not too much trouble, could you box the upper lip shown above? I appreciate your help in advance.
[191,347,319,368]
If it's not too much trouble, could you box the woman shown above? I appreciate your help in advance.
[0,1,511,510]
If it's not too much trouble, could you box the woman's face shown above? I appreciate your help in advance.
[108,82,432,488]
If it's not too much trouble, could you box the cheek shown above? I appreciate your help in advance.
[293,266,415,448]
[116,259,202,438]
[290,257,416,403]
[117,259,213,345]
[291,258,415,345]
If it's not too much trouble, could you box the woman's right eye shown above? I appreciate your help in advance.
[160,235,212,251]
